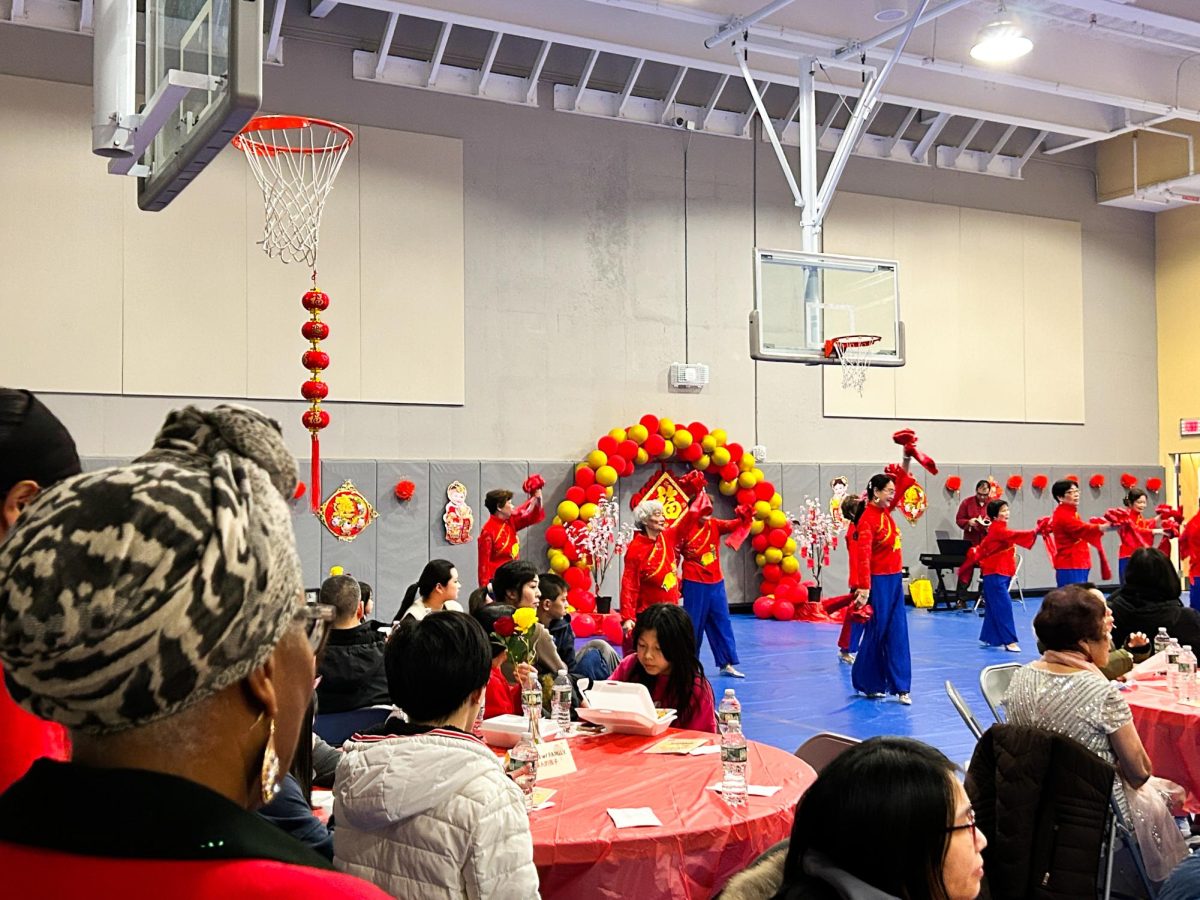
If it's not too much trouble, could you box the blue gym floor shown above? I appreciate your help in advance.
[694,599,1043,765]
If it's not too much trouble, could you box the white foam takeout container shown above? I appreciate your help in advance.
[480,714,561,749]
[577,680,678,736]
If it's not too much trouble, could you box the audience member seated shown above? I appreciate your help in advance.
[468,586,493,614]
[0,388,81,793]
[1005,584,1187,883]
[611,603,717,733]
[1109,547,1200,650]
[1160,852,1200,900]
[316,575,390,714]
[473,604,537,719]
[259,704,335,860]
[723,737,985,900]
[1034,580,1150,680]
[0,404,386,898]
[333,612,540,899]
[356,580,389,633]
[393,559,464,623]
[493,560,567,677]
[537,572,619,683]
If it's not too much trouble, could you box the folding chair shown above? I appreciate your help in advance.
[979,663,1022,722]
[314,704,392,745]
[945,680,984,741]
[1101,794,1158,900]
[972,554,1026,613]
[794,732,860,774]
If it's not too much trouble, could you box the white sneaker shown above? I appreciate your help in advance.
[1005,643,1021,652]
[721,664,746,678]
[838,651,856,664]
[864,692,886,699]
[898,693,912,705]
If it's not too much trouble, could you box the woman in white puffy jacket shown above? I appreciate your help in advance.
[333,612,540,899]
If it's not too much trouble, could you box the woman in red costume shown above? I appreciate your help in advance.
[619,496,698,655]
[958,499,1037,651]
[1115,488,1161,584]
[820,496,869,665]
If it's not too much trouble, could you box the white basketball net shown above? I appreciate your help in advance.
[234,118,353,269]
[830,336,880,396]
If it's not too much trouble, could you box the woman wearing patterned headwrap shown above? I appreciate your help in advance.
[0,404,387,899]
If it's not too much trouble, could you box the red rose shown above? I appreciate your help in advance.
[493,617,516,637]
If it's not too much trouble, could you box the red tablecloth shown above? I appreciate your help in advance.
[525,729,816,899]
[1125,681,1200,813]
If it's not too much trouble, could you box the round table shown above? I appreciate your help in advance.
[1125,680,1200,813]
[525,728,816,899]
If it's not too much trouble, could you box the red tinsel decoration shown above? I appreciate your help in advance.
[1089,474,1105,489]
[1006,475,1023,491]
[945,476,962,493]
[1120,473,1137,490]
[1031,474,1049,491]
[1147,477,1163,493]
[394,480,416,502]
[1067,474,1079,484]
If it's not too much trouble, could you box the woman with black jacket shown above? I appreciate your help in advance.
[1108,547,1200,649]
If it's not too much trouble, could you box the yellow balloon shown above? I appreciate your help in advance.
[659,418,676,439]
[719,480,738,496]
[784,537,797,555]
[694,454,710,471]
[586,450,607,469]
[595,465,618,487]
[711,428,727,447]
[605,486,614,498]
[700,435,717,453]
[609,427,627,442]
[750,519,765,536]
[711,447,731,467]
[753,500,772,519]
[579,502,599,521]
[552,515,563,526]
[628,423,649,444]
[739,454,755,472]
[752,467,765,482]
[767,510,788,529]
[635,448,649,465]
[769,492,783,509]
[658,444,675,460]
[755,553,767,568]
[557,500,580,522]
[781,556,800,575]
[672,429,693,449]
[738,470,759,489]
[765,547,783,564]
[550,554,570,574]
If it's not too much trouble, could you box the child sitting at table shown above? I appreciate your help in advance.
[472,604,536,719]
[333,612,540,898]
[610,603,717,733]
[536,572,620,684]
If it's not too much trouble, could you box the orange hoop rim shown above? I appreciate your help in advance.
[822,334,881,358]
[232,115,355,156]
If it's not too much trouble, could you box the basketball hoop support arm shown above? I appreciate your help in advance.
[107,71,225,176]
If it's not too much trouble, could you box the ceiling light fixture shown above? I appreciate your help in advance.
[873,1,908,23]
[970,4,1033,63]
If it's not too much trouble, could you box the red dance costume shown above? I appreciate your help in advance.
[476,496,545,588]
[620,504,701,651]
[828,521,872,652]
[680,515,746,582]
[958,520,1038,581]
[1116,512,1158,560]
[1183,512,1200,574]
[853,466,915,587]
[1048,503,1111,580]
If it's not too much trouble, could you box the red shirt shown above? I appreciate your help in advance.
[844,522,864,591]
[1117,513,1156,560]
[680,514,747,583]
[482,665,521,719]
[956,496,990,546]
[853,469,915,586]
[1050,503,1103,570]
[611,654,717,733]
[0,677,68,794]
[973,520,1037,578]
[476,497,545,588]
[1181,513,1200,570]
[619,506,698,624]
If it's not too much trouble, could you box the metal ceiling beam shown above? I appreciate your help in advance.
[1047,0,1200,41]
[374,12,398,79]
[834,0,974,59]
[427,21,450,87]
[660,66,688,123]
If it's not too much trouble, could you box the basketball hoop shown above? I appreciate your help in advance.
[823,335,881,396]
[233,115,354,269]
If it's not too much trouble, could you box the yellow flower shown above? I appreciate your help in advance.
[512,607,538,633]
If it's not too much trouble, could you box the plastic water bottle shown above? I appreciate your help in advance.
[1154,627,1172,657]
[718,689,742,734]
[552,669,572,731]
[1179,645,1196,702]
[720,720,749,808]
[521,670,542,723]
[472,693,486,740]
[1166,639,1182,694]
[507,730,539,810]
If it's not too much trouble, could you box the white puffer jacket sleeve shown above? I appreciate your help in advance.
[464,783,541,899]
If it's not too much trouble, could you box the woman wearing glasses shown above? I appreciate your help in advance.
[0,405,387,898]
[746,737,986,899]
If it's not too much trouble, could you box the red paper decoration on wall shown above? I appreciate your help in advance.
[1147,477,1163,493]
[1031,474,1049,491]
[394,480,416,502]
[1120,473,1137,490]
[1006,475,1023,491]
[945,476,962,493]
[1089,474,1106,489]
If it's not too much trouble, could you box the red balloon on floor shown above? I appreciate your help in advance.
[571,613,597,638]
[773,600,796,621]
[753,597,776,619]
[601,614,625,645]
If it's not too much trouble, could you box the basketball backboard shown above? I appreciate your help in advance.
[98,0,263,210]
[749,248,905,367]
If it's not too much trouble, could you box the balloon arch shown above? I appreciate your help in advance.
[543,414,814,635]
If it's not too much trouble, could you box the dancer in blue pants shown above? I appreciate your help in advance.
[961,500,1038,652]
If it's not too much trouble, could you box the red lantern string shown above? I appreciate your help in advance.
[301,277,331,513]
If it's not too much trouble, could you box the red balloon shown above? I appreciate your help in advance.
[643,434,666,456]
[720,463,740,482]
[768,528,788,548]
[571,613,598,638]
[763,563,783,582]
[585,484,606,504]
[737,489,757,507]
[751,534,769,553]
[617,439,638,460]
[546,525,567,548]
[688,422,708,439]
[773,600,796,621]
[754,482,775,502]
[562,542,579,562]
[575,466,596,488]
[563,566,590,590]
[610,455,628,477]
[776,582,799,602]
[753,597,776,619]
[639,414,660,433]
[601,614,625,645]
[680,443,703,463]
[566,486,586,505]
[567,587,596,614]
[598,435,618,455]
[725,443,744,462]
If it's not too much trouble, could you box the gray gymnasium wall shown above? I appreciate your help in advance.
[81,456,1165,620]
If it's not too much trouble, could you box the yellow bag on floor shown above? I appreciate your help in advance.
[910,578,934,609]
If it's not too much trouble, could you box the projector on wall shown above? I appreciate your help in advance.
[668,362,710,393]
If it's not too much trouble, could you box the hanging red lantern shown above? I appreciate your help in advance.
[1089,474,1105,489]
[1031,474,1048,491]
[1147,477,1163,493]
[945,476,962,493]
[302,286,331,512]
[1119,473,1137,490]
[1006,475,1023,492]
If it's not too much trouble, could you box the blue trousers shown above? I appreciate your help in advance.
[681,579,739,668]
[978,574,1019,646]
[1191,577,1200,611]
[1119,557,1129,584]
[1056,567,1091,587]
[851,573,911,695]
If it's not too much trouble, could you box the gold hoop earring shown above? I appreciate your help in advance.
[260,717,281,805]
